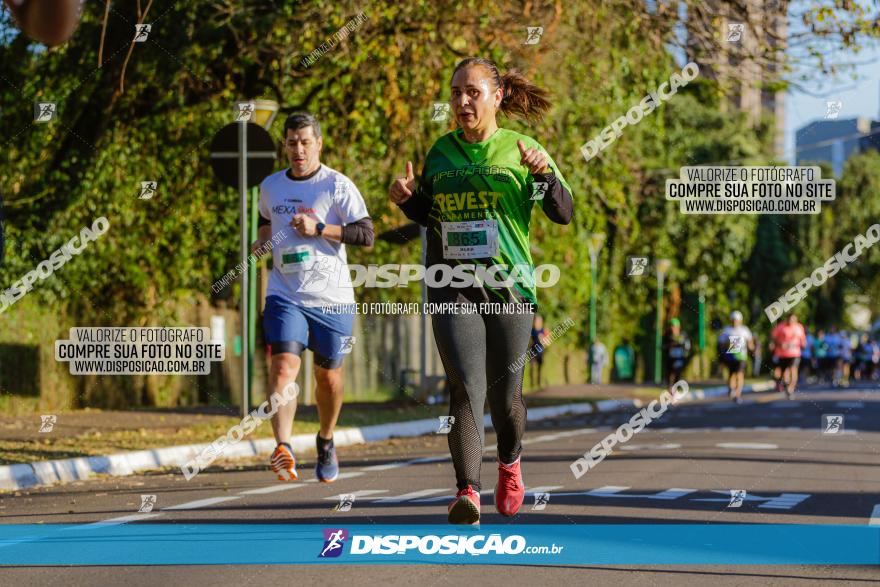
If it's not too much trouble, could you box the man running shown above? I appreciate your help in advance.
[826,327,842,387]
[663,318,691,389]
[770,313,806,398]
[390,57,573,524]
[718,311,754,403]
[838,330,853,387]
[253,112,374,483]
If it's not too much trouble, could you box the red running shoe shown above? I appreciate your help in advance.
[494,457,524,517]
[447,485,481,525]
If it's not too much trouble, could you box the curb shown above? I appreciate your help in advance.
[0,381,774,492]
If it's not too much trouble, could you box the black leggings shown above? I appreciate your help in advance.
[430,295,533,491]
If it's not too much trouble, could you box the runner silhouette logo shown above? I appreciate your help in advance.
[627,256,649,276]
[822,414,844,434]
[319,528,349,558]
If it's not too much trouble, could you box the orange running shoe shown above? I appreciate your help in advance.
[270,442,298,481]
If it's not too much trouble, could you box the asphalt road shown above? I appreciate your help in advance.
[2,383,879,585]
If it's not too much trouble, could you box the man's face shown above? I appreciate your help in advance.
[450,65,502,133]
[285,126,322,176]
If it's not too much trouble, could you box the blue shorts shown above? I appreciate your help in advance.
[263,296,355,369]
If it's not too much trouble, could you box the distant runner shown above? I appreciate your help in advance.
[718,310,754,403]
[663,318,691,389]
[770,313,806,398]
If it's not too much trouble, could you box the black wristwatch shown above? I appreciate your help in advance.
[316,222,326,236]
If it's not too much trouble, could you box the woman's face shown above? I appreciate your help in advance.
[450,65,502,133]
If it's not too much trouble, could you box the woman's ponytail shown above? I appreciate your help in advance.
[499,70,551,123]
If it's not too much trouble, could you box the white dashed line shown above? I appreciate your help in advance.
[239,484,310,495]
[716,442,778,450]
[163,496,241,510]
[620,443,682,451]
[525,485,565,494]
[373,488,448,503]
[75,513,163,528]
[322,490,389,500]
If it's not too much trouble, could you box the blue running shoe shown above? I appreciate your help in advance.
[315,434,339,483]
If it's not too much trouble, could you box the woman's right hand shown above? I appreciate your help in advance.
[389,161,416,204]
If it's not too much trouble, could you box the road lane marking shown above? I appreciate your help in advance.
[163,496,241,510]
[870,505,880,525]
[584,487,697,500]
[68,513,163,529]
[361,456,446,471]
[525,485,564,495]
[693,491,810,510]
[620,443,682,451]
[759,494,810,509]
[322,490,389,500]
[552,487,697,500]
[239,484,310,495]
[373,489,448,503]
[716,442,778,450]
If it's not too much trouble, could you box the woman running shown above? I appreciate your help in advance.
[389,57,573,524]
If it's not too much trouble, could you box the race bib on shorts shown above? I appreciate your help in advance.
[441,220,499,259]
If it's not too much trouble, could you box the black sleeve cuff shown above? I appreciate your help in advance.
[341,217,375,247]
[535,171,573,225]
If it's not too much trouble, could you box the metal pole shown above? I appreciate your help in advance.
[589,250,597,384]
[238,121,249,419]
[654,273,664,385]
[249,186,258,401]
[419,226,427,399]
[589,251,598,344]
[698,287,706,378]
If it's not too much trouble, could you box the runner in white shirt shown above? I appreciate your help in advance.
[717,311,755,403]
[252,112,374,484]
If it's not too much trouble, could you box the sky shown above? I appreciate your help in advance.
[783,15,880,163]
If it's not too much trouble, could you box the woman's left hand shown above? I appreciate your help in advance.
[517,139,550,174]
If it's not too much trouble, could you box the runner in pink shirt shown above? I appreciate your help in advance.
[770,313,807,398]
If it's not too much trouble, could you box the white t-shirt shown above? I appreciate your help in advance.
[259,165,369,307]
[719,325,753,344]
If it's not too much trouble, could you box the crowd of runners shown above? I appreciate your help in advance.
[662,311,880,402]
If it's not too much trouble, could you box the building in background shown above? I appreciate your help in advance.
[687,0,788,159]
[796,117,879,177]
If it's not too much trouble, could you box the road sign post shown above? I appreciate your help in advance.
[210,121,276,418]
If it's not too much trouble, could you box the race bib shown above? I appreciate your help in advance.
[279,245,313,274]
[441,220,499,259]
